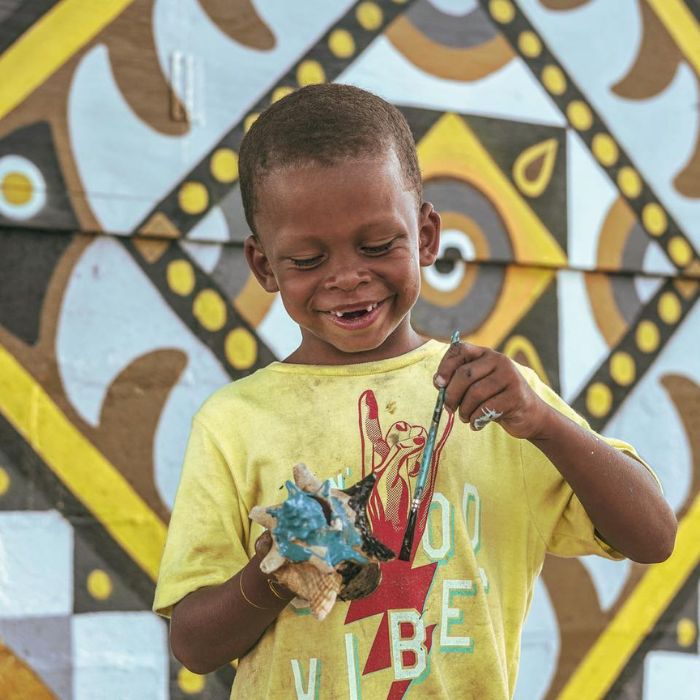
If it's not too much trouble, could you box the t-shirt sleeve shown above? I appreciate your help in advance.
[517,365,662,560]
[153,416,250,618]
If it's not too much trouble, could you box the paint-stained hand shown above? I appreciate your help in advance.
[434,341,550,439]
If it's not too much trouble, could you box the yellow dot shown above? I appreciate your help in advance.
[356,2,383,30]
[296,60,325,87]
[178,182,208,215]
[87,569,112,600]
[542,65,566,96]
[566,101,593,131]
[244,113,259,133]
[642,203,668,237]
[329,29,355,58]
[490,0,516,23]
[677,618,697,648]
[610,352,636,386]
[178,666,206,694]
[1,172,33,205]
[167,260,196,296]
[586,382,612,418]
[592,133,619,167]
[0,467,10,496]
[668,236,692,267]
[658,292,681,325]
[636,320,659,353]
[617,167,642,198]
[518,31,542,58]
[225,328,258,370]
[210,148,238,184]
[272,86,294,103]
[193,289,227,331]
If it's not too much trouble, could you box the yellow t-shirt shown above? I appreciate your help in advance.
[153,340,656,699]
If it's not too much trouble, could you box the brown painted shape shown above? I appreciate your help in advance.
[660,374,700,520]
[103,0,189,135]
[0,641,57,700]
[539,0,591,9]
[612,0,683,100]
[386,16,513,82]
[95,349,188,522]
[134,213,182,262]
[198,0,275,50]
[674,118,700,198]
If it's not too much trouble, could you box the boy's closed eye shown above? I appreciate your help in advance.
[289,238,397,268]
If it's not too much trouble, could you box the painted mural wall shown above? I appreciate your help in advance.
[0,0,699,698]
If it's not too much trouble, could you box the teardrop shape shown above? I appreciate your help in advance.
[512,138,559,198]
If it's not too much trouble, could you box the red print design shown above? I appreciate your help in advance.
[346,389,454,699]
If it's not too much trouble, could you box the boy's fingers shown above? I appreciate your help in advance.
[434,341,486,388]
[442,356,497,412]
[455,374,507,422]
[469,392,507,431]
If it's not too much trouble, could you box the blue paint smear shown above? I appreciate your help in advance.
[268,481,369,568]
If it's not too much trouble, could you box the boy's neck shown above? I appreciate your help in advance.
[283,323,429,366]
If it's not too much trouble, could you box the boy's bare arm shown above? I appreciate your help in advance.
[435,342,677,564]
[170,533,292,674]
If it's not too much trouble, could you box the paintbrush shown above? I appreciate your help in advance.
[399,330,460,561]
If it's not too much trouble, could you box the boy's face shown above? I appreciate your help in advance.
[244,149,440,365]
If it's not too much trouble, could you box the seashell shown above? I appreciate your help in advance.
[250,464,395,620]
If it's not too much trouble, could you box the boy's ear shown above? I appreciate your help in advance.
[418,202,441,266]
[244,235,279,293]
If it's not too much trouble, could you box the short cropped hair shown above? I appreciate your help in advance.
[238,83,422,234]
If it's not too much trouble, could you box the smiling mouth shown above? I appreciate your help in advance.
[327,301,381,319]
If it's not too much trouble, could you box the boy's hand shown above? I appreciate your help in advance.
[434,341,550,440]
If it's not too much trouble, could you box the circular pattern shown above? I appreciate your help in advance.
[668,236,692,267]
[617,167,642,198]
[592,134,619,167]
[636,320,660,353]
[210,148,238,183]
[87,569,113,600]
[2,172,32,205]
[0,466,9,496]
[658,291,681,325]
[178,182,209,215]
[542,65,566,95]
[677,618,697,648]
[272,86,294,103]
[244,113,260,133]
[489,0,516,23]
[296,60,326,87]
[642,203,667,237]
[0,155,48,220]
[193,289,227,331]
[329,29,355,58]
[566,101,593,131]
[586,382,612,418]
[167,260,196,296]
[518,31,542,58]
[178,666,206,694]
[225,328,258,370]
[356,2,383,30]
[610,352,636,386]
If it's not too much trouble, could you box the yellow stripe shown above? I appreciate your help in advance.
[0,0,136,120]
[0,344,166,581]
[558,490,700,699]
[645,0,700,76]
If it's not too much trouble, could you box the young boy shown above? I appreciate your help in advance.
[153,84,676,699]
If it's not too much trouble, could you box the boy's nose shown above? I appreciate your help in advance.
[322,263,371,291]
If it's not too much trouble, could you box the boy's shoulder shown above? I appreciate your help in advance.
[195,365,278,423]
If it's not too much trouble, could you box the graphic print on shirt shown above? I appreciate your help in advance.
[344,389,456,700]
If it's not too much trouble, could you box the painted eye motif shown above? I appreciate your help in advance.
[416,177,512,338]
[0,154,47,221]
